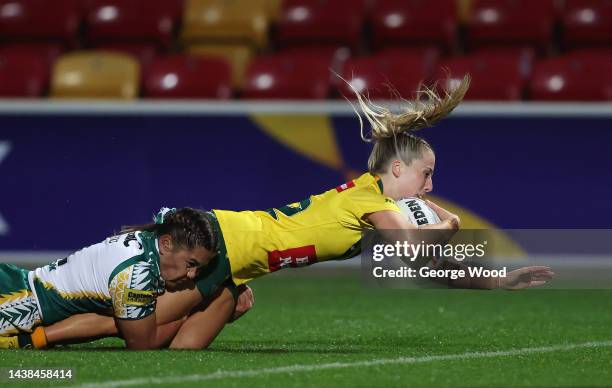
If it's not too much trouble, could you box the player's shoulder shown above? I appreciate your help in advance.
[336,173,400,216]
[104,231,148,256]
[105,231,162,287]
[107,232,163,320]
[340,173,388,200]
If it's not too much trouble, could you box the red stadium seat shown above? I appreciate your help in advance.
[470,46,536,65]
[94,43,158,69]
[566,47,612,60]
[143,55,232,99]
[277,0,366,49]
[0,0,81,46]
[337,49,437,100]
[85,0,177,49]
[437,52,529,101]
[277,45,352,74]
[466,0,556,53]
[529,54,611,101]
[370,0,457,52]
[0,50,48,97]
[243,52,331,99]
[0,42,64,67]
[562,0,612,49]
[154,0,184,21]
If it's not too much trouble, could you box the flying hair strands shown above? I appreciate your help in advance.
[336,71,471,143]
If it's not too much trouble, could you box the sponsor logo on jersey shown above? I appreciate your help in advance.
[336,180,355,192]
[123,289,155,306]
[268,245,317,272]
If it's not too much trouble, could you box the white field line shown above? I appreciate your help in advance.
[72,340,612,388]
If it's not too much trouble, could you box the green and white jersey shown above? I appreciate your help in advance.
[28,231,165,325]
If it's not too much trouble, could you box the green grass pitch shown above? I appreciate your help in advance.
[2,273,612,387]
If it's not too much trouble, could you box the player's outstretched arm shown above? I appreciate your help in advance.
[434,260,555,289]
[500,266,555,290]
[45,313,119,344]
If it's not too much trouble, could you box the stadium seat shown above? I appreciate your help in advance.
[457,0,472,23]
[143,54,232,99]
[181,0,270,49]
[0,0,81,46]
[566,47,612,60]
[337,50,436,100]
[155,0,185,20]
[470,46,536,64]
[562,0,612,49]
[370,0,457,52]
[0,42,64,67]
[0,50,48,97]
[278,45,353,75]
[264,0,282,21]
[50,52,140,99]
[466,0,556,53]
[187,44,253,90]
[529,54,611,101]
[242,52,331,99]
[94,43,157,69]
[437,52,529,101]
[85,0,176,50]
[277,0,366,50]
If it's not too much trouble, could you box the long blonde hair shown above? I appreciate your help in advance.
[341,74,471,173]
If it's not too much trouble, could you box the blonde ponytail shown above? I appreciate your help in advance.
[338,73,471,173]
[346,74,470,142]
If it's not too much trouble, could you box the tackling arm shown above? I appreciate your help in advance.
[16,284,254,349]
[169,286,237,349]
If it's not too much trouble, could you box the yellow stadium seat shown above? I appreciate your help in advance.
[187,44,253,90]
[457,0,473,24]
[51,52,140,99]
[264,0,282,21]
[181,0,269,49]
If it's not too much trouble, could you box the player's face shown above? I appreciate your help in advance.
[397,148,435,198]
[158,237,211,290]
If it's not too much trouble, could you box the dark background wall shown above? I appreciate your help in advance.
[1,111,610,251]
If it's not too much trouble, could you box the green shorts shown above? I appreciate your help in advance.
[0,263,41,335]
[195,212,238,303]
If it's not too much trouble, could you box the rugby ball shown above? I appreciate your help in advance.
[396,197,441,226]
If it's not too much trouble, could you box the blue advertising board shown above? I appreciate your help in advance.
[1,104,611,252]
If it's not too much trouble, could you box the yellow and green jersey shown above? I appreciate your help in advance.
[195,173,401,297]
